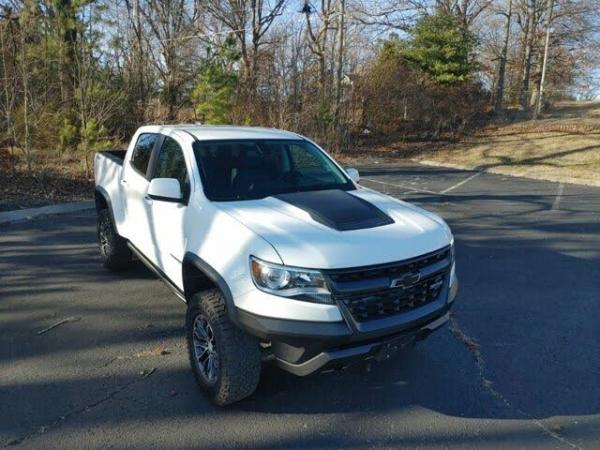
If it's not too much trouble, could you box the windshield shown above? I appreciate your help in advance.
[193,139,354,201]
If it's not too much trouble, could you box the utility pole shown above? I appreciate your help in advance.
[535,0,554,118]
[334,0,346,127]
[494,0,512,114]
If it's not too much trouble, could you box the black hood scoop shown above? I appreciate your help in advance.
[275,189,394,231]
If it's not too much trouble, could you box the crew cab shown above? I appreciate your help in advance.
[94,125,458,405]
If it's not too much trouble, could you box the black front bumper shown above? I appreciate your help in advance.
[271,311,449,376]
[237,278,457,376]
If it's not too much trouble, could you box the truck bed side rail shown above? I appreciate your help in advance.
[97,149,127,165]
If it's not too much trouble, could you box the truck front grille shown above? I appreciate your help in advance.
[326,247,450,323]
[340,273,445,322]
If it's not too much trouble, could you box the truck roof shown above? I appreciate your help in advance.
[138,125,303,142]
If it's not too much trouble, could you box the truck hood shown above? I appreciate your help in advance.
[215,188,452,269]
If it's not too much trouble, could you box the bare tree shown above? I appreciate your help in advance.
[302,0,335,96]
[352,0,425,31]
[130,0,202,120]
[436,0,494,28]
[204,0,286,98]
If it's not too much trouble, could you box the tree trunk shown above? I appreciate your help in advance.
[494,0,512,113]
[519,0,535,111]
[21,31,31,171]
[57,0,77,113]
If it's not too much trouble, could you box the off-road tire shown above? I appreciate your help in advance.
[97,209,132,271]
[186,289,261,405]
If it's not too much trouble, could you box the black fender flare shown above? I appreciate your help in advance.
[182,252,239,325]
[95,186,117,226]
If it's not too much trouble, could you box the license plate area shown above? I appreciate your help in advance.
[374,334,416,361]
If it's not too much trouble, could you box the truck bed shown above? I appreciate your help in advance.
[94,149,128,234]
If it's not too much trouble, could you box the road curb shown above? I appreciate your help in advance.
[416,159,480,172]
[0,200,94,225]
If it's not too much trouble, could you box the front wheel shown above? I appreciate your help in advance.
[186,289,261,405]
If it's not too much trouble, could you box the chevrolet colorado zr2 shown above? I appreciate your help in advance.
[94,125,458,405]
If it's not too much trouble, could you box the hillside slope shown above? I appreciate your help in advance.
[418,101,600,186]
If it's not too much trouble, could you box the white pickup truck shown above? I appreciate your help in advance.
[94,125,458,405]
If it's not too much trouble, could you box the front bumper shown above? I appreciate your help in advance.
[275,312,450,376]
[237,273,457,376]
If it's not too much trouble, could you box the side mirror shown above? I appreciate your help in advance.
[346,168,360,184]
[147,178,183,202]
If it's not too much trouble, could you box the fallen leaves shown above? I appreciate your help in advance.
[135,343,170,358]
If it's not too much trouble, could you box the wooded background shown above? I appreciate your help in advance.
[0,0,599,175]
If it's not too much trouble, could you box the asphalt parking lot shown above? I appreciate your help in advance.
[1,163,599,449]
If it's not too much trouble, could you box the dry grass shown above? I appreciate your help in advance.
[417,101,600,186]
[337,136,453,167]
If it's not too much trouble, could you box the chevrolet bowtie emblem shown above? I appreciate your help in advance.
[390,271,421,288]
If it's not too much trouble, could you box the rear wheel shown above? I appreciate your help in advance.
[97,209,132,271]
[186,289,261,405]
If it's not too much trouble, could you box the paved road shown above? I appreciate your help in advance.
[1,164,599,449]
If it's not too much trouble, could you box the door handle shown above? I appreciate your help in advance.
[121,179,127,184]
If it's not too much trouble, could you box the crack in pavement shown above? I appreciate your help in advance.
[3,376,143,448]
[449,316,580,449]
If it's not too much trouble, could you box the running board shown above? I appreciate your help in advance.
[127,242,186,303]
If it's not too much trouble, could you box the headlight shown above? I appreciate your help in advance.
[250,256,332,304]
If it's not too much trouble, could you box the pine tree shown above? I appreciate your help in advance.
[405,10,477,84]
